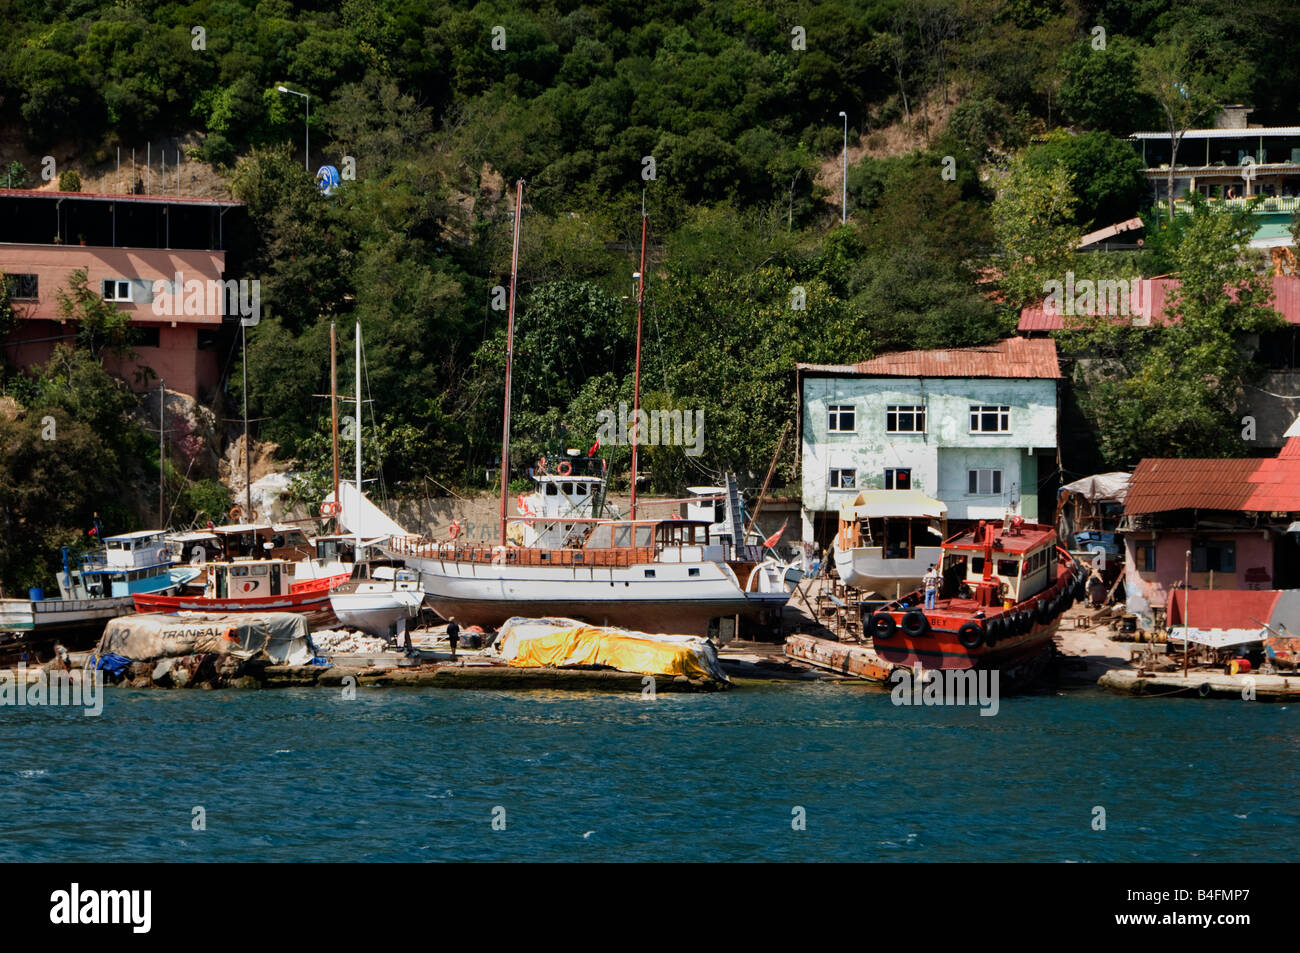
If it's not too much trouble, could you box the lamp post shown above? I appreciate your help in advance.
[838,111,848,225]
[276,85,310,172]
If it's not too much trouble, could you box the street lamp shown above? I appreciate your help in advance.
[276,85,310,172]
[838,111,848,225]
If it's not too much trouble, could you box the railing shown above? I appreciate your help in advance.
[386,536,658,568]
[1173,195,1300,213]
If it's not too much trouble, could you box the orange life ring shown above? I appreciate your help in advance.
[449,520,462,540]
[228,506,242,521]
[517,493,533,516]
[320,501,341,518]
[557,460,572,476]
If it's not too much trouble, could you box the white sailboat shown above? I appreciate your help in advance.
[383,183,794,636]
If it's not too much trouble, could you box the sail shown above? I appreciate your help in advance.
[325,482,411,540]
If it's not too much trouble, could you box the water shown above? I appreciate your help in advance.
[1,683,1295,861]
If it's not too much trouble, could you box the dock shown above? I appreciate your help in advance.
[1098,667,1300,701]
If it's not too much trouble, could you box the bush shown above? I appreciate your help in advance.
[58,169,81,192]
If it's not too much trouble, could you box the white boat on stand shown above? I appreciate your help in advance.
[832,490,948,598]
[328,557,423,640]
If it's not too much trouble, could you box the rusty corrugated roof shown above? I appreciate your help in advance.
[797,337,1060,379]
[1167,589,1281,629]
[1124,440,1300,515]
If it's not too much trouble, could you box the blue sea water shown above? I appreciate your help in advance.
[0,682,1295,862]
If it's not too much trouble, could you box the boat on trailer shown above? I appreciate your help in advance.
[863,517,1085,684]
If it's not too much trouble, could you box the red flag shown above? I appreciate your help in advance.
[588,438,600,457]
[87,526,97,537]
[763,520,788,550]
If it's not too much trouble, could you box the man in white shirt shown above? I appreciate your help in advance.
[923,564,941,610]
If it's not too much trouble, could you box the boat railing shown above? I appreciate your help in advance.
[387,536,658,567]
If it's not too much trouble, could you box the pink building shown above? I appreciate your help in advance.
[1122,427,1300,625]
[0,189,243,401]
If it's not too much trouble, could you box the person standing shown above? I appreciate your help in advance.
[923,564,940,610]
[446,617,460,660]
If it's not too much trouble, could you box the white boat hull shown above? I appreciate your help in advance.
[329,590,423,638]
[832,544,943,597]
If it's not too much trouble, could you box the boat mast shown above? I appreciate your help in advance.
[499,179,524,549]
[242,322,251,519]
[158,378,165,529]
[630,195,647,521]
[330,322,339,526]
[355,319,362,552]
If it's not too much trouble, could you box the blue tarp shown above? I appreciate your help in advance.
[94,653,132,677]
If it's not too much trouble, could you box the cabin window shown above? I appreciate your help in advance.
[5,274,38,300]
[689,567,700,577]
[251,565,268,576]
[232,566,248,577]
[546,484,558,496]
[827,405,856,433]
[576,483,589,496]
[613,525,632,547]
[828,468,857,490]
[101,279,133,302]
[970,557,985,574]
[1136,543,1156,572]
[969,405,1010,433]
[883,467,911,490]
[886,405,926,433]
[635,526,653,547]
[644,569,656,578]
[967,468,1003,496]
[1191,540,1234,573]
[997,559,1019,577]
[561,482,573,495]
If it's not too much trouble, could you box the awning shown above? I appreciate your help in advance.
[839,489,947,520]
[1170,627,1266,648]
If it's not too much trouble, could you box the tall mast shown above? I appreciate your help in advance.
[499,179,524,548]
[630,197,647,521]
[330,322,339,524]
[242,322,251,519]
[355,319,362,550]
[158,378,165,529]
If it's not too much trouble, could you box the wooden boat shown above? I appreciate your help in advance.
[833,490,947,598]
[132,557,339,629]
[864,517,1084,680]
[328,557,423,639]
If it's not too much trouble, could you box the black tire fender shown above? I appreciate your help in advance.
[957,621,984,649]
[901,609,930,638]
[869,612,897,640]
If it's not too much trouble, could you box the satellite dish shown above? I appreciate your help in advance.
[316,165,341,196]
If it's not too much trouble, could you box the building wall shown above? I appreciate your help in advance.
[1124,530,1276,620]
[801,375,1057,541]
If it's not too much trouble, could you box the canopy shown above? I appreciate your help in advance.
[839,489,947,520]
[1058,472,1130,503]
[494,617,728,682]
[95,612,317,665]
[1170,627,1265,649]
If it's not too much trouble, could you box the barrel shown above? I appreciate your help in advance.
[28,587,43,602]
[1229,658,1252,675]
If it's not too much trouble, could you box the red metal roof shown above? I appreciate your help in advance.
[1166,589,1280,629]
[797,337,1060,379]
[0,187,240,208]
[1124,440,1300,515]
[1019,275,1300,331]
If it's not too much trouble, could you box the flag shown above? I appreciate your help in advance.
[588,438,600,457]
[87,526,97,538]
[763,520,788,550]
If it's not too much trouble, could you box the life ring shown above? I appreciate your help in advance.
[901,609,930,638]
[557,460,572,476]
[449,520,462,540]
[868,612,896,641]
[517,493,534,516]
[229,506,242,521]
[320,501,341,518]
[957,621,984,649]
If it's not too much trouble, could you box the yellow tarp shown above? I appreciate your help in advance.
[496,617,728,682]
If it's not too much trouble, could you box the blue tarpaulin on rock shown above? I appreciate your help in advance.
[94,653,132,677]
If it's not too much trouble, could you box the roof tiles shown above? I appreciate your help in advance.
[797,336,1060,379]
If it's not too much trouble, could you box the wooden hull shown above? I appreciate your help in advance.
[132,589,339,630]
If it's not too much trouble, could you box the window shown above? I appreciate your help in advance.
[5,274,38,300]
[969,405,1010,433]
[967,468,1003,496]
[1191,540,1234,573]
[1136,543,1156,573]
[827,404,856,433]
[101,279,133,302]
[886,405,926,433]
[688,567,700,577]
[644,569,656,578]
[135,327,160,348]
[884,467,911,490]
[997,559,1019,577]
[828,468,857,490]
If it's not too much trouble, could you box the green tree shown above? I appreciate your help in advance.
[991,156,1082,309]
[1137,40,1219,222]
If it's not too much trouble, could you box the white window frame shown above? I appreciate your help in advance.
[885,404,926,434]
[101,279,133,302]
[884,467,911,490]
[827,404,856,433]
[828,468,857,490]
[967,468,1003,496]
[969,405,1010,433]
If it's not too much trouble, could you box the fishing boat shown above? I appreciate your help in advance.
[328,556,423,639]
[132,557,339,630]
[0,531,200,658]
[863,517,1084,681]
[384,182,795,636]
[833,489,948,597]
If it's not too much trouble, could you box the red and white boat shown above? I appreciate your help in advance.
[864,518,1084,682]
[132,557,341,630]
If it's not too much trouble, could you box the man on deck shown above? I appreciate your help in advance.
[923,564,941,610]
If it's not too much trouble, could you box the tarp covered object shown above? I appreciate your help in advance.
[494,617,729,682]
[96,612,317,666]
[1058,472,1130,503]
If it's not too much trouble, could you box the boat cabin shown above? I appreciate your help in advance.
[938,519,1059,607]
[168,531,221,565]
[205,558,298,599]
[211,524,314,562]
[837,491,947,560]
[58,532,180,600]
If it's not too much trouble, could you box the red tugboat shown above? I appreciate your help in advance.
[865,517,1084,683]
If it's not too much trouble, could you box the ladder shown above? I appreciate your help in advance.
[724,473,747,550]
